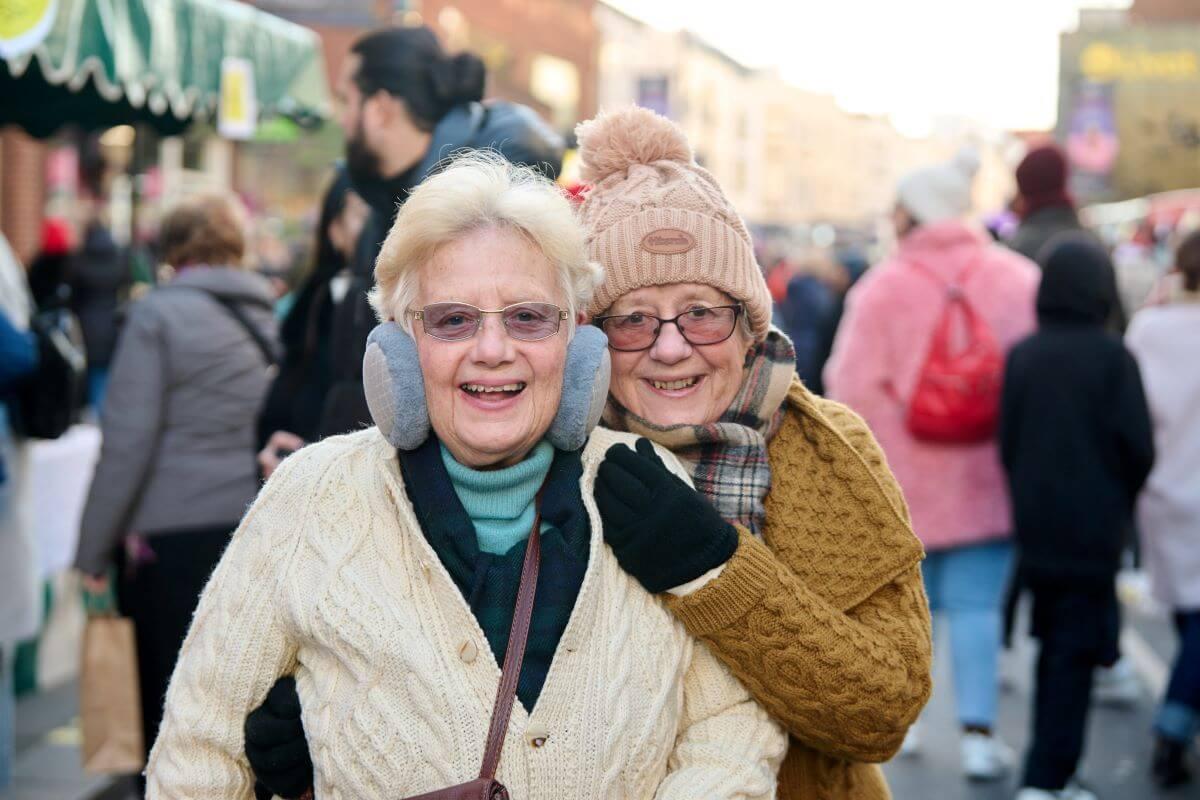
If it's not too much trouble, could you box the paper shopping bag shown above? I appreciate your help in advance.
[80,615,145,773]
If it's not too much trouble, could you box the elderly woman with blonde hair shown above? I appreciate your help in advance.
[146,154,785,799]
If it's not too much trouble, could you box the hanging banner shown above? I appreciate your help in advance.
[218,56,258,140]
[0,0,57,59]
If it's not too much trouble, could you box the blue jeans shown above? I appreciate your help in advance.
[87,366,109,412]
[1155,610,1200,743]
[923,539,1014,729]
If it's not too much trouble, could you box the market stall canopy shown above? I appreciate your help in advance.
[1,0,331,139]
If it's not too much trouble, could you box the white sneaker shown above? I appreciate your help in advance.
[1093,658,1140,706]
[961,731,1015,781]
[899,723,921,757]
[1014,778,1098,800]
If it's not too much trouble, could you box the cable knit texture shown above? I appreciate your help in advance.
[666,378,933,800]
[145,427,786,799]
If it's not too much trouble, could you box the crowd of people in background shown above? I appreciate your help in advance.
[0,20,1197,800]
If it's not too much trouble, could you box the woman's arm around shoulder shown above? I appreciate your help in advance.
[145,451,323,798]
[665,398,932,763]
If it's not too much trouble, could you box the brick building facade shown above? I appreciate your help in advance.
[1130,0,1200,22]
[0,127,48,264]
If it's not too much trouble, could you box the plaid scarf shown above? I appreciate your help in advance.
[603,328,796,535]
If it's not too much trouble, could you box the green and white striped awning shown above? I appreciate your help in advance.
[1,0,330,138]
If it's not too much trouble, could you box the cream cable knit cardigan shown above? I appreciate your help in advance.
[146,426,786,799]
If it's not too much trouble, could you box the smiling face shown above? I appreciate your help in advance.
[410,226,569,469]
[604,283,752,427]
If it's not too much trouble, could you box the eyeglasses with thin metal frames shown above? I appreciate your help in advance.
[411,301,569,342]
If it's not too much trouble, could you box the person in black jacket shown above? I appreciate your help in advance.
[305,25,564,443]
[1007,144,1127,334]
[1000,233,1155,800]
[68,218,130,409]
[255,168,367,477]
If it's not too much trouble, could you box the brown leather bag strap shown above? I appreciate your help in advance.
[477,495,543,781]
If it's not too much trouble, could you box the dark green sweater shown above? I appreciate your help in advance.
[398,438,590,711]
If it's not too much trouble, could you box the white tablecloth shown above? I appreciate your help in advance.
[29,424,101,578]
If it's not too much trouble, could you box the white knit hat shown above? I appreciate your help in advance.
[896,148,980,225]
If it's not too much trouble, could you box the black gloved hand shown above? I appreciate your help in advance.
[595,438,738,593]
[245,676,313,800]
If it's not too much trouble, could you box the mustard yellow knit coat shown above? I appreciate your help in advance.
[666,379,933,800]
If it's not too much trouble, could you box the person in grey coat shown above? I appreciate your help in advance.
[74,195,278,768]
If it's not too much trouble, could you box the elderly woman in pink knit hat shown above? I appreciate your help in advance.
[574,107,932,800]
[825,151,1039,783]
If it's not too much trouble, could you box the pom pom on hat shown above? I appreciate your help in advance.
[576,106,774,341]
[951,146,981,180]
[576,107,693,184]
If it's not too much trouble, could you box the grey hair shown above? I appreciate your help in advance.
[369,151,602,337]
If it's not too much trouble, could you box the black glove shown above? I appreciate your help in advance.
[595,438,738,593]
[245,676,313,800]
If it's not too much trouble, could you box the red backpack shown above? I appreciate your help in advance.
[905,259,1003,443]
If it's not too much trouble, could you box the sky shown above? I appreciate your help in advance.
[606,0,1132,136]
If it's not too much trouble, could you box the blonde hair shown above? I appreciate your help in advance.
[369,152,602,335]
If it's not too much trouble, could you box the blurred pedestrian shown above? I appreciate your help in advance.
[0,233,39,793]
[74,195,279,775]
[256,168,369,477]
[27,218,74,310]
[1008,144,1126,332]
[1126,229,1200,788]
[825,149,1039,781]
[69,210,132,410]
[778,266,835,388]
[1008,144,1084,262]
[318,25,564,437]
[1000,234,1154,800]
[809,248,869,396]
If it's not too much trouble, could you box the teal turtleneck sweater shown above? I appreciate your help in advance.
[440,441,555,555]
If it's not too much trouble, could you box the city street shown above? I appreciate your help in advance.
[4,2,1200,799]
[0,590,1189,800]
[885,599,1189,800]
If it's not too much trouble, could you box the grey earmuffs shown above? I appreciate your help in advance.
[363,321,612,452]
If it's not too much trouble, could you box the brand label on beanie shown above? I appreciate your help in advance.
[640,228,695,255]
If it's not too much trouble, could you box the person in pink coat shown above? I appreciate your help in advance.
[825,150,1038,782]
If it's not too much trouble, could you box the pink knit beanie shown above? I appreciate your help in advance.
[576,107,772,341]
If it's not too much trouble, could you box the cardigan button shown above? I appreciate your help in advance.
[458,639,478,664]
[527,723,549,748]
